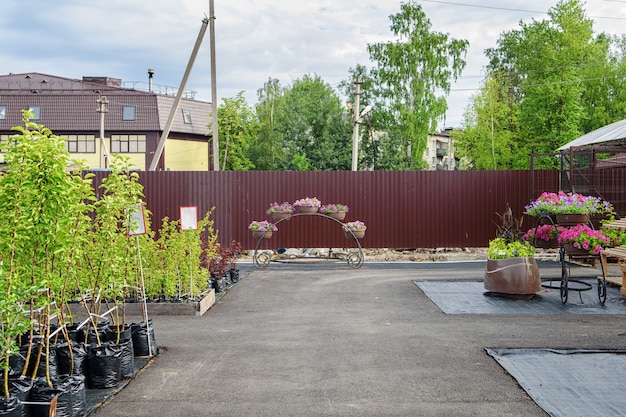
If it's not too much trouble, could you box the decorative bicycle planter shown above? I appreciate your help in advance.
[252,212,364,269]
[533,214,608,304]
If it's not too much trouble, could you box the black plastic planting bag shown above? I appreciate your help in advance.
[118,339,135,379]
[131,320,157,356]
[56,342,88,377]
[86,342,122,389]
[10,341,58,379]
[106,324,132,344]
[0,396,24,417]
[29,380,72,417]
[230,268,240,283]
[58,374,86,417]
[0,376,32,403]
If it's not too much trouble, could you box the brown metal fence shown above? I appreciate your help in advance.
[89,170,561,250]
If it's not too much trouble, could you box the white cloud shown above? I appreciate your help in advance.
[1,0,624,128]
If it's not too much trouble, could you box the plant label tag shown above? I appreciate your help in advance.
[180,206,198,230]
[126,203,147,236]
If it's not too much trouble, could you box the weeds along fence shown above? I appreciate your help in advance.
[88,170,562,250]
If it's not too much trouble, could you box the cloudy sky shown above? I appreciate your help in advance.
[2,0,624,128]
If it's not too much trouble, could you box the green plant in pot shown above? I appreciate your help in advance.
[484,205,541,297]
[0,111,96,412]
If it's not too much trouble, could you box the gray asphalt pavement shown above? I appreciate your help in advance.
[93,260,626,417]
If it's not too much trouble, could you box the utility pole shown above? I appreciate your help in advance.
[148,18,209,171]
[97,96,109,168]
[209,0,219,171]
[351,78,361,171]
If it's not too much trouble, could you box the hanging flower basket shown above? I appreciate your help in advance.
[330,212,347,221]
[558,223,610,255]
[320,204,349,221]
[343,221,366,239]
[556,213,589,226]
[266,202,294,221]
[271,212,291,222]
[248,220,277,240]
[252,230,273,239]
[297,206,318,214]
[345,230,365,239]
[563,242,590,256]
[525,192,614,218]
[523,224,563,249]
[293,197,321,213]
[534,238,560,249]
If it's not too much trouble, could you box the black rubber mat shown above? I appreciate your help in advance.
[487,348,626,416]
[414,279,626,314]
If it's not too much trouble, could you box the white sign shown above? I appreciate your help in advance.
[126,203,147,236]
[180,206,198,230]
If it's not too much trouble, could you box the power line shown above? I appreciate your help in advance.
[419,0,626,21]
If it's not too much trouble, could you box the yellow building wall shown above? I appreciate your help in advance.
[69,138,209,171]
[69,137,107,170]
[70,138,146,170]
[165,139,209,171]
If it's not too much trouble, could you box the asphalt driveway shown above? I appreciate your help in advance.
[93,260,626,417]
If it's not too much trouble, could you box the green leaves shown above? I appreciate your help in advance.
[366,0,468,169]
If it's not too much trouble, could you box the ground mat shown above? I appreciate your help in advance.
[414,279,626,314]
[487,348,626,417]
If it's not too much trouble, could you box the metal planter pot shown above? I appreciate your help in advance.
[484,257,541,296]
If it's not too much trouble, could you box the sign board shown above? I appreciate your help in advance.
[180,206,198,230]
[126,203,147,236]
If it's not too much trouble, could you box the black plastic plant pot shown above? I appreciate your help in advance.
[86,342,123,389]
[131,320,158,357]
[0,395,24,417]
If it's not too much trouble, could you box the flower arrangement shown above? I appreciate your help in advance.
[488,238,536,259]
[558,223,610,255]
[248,220,278,232]
[266,201,294,215]
[523,224,564,243]
[524,191,614,217]
[320,204,349,214]
[293,197,321,208]
[343,220,366,232]
[487,205,535,259]
[600,226,626,247]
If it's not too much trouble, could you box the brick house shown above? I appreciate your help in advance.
[0,72,213,170]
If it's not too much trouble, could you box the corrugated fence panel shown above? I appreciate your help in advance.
[88,170,566,250]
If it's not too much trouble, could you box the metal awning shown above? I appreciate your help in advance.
[557,118,626,150]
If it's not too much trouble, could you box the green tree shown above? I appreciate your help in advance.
[455,73,521,169]
[217,91,257,171]
[253,78,286,170]
[579,33,626,133]
[367,0,468,169]
[482,0,626,167]
[277,74,352,170]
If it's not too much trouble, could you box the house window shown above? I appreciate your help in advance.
[65,135,96,153]
[0,106,6,120]
[28,106,41,120]
[182,109,192,124]
[110,134,146,153]
[122,106,136,121]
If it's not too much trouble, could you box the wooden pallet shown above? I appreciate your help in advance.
[598,218,626,296]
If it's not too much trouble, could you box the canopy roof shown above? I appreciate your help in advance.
[557,118,626,151]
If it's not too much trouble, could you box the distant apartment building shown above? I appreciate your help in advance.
[0,72,213,170]
[424,128,456,170]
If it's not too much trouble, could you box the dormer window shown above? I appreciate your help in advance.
[123,106,136,121]
[182,109,192,124]
[28,106,41,120]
